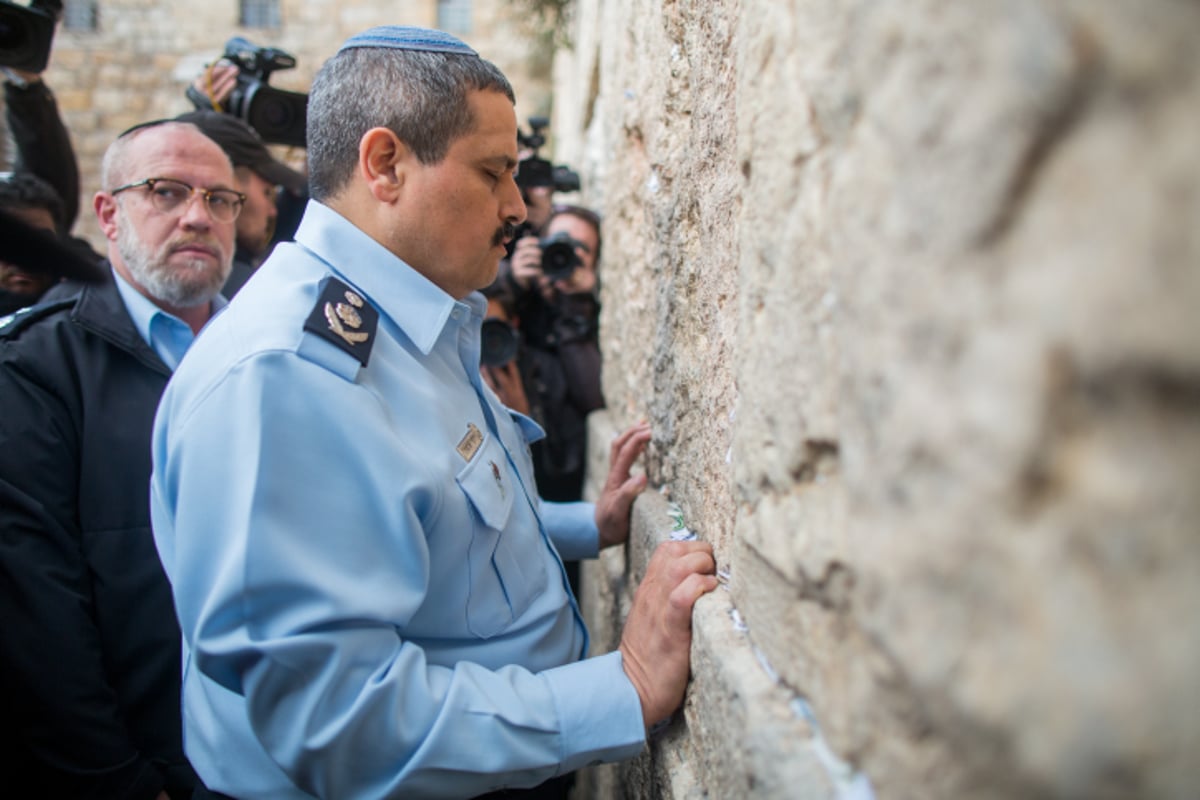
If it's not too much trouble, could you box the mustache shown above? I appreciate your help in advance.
[165,236,223,264]
[169,235,220,254]
[493,221,519,247]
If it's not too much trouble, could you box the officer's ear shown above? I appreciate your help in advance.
[358,127,410,204]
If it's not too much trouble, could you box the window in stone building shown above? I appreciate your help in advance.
[437,0,473,34]
[62,0,99,31]
[240,0,281,29]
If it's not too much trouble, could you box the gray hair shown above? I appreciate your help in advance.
[99,120,217,190]
[306,47,514,202]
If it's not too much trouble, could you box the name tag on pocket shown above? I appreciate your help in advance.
[456,423,484,461]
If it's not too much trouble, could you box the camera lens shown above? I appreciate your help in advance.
[247,89,307,148]
[259,95,295,128]
[538,232,582,282]
[480,318,520,367]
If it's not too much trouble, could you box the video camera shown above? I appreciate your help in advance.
[188,36,307,148]
[0,0,60,73]
[516,116,580,194]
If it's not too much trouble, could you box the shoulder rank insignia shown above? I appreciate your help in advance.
[303,277,379,366]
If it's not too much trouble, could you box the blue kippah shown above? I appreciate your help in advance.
[337,26,477,56]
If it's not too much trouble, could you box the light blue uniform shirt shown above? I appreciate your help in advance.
[113,266,225,370]
[150,201,645,799]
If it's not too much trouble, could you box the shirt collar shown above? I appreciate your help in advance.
[111,264,227,367]
[293,200,478,355]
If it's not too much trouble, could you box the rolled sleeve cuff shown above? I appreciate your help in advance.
[543,500,599,561]
[545,650,645,772]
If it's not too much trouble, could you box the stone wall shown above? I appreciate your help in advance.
[2,0,551,247]
[561,1,1200,798]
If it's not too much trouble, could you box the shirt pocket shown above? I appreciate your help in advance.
[456,431,546,638]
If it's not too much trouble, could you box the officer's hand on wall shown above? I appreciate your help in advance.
[595,421,651,549]
[619,540,718,728]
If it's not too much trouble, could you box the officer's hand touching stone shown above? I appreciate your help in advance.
[620,540,718,728]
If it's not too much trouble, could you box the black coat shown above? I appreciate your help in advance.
[0,273,198,798]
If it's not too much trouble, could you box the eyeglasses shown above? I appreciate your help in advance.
[110,177,245,223]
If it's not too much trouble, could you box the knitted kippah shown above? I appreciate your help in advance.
[337,26,477,56]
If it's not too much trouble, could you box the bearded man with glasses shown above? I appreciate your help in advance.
[0,120,237,799]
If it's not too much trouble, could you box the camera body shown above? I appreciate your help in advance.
[516,116,580,194]
[201,36,308,148]
[0,0,59,73]
[538,231,583,282]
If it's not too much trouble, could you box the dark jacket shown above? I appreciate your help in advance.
[0,273,198,798]
[518,343,590,502]
[509,288,604,502]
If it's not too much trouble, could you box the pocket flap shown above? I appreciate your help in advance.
[455,432,514,530]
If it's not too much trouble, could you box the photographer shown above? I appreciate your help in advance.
[508,204,606,419]
[481,279,593,503]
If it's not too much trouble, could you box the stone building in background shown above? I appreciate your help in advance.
[1,0,552,247]
[5,1,1198,798]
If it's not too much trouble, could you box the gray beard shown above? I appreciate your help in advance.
[116,215,230,308]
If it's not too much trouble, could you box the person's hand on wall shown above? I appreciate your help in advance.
[619,539,718,728]
[595,421,651,549]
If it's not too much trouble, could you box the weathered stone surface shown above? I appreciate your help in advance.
[581,412,839,800]
[568,1,1200,798]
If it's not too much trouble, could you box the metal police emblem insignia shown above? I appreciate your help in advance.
[456,423,484,461]
[325,300,367,344]
[303,278,379,367]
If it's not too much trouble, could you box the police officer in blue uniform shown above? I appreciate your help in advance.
[151,26,718,800]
